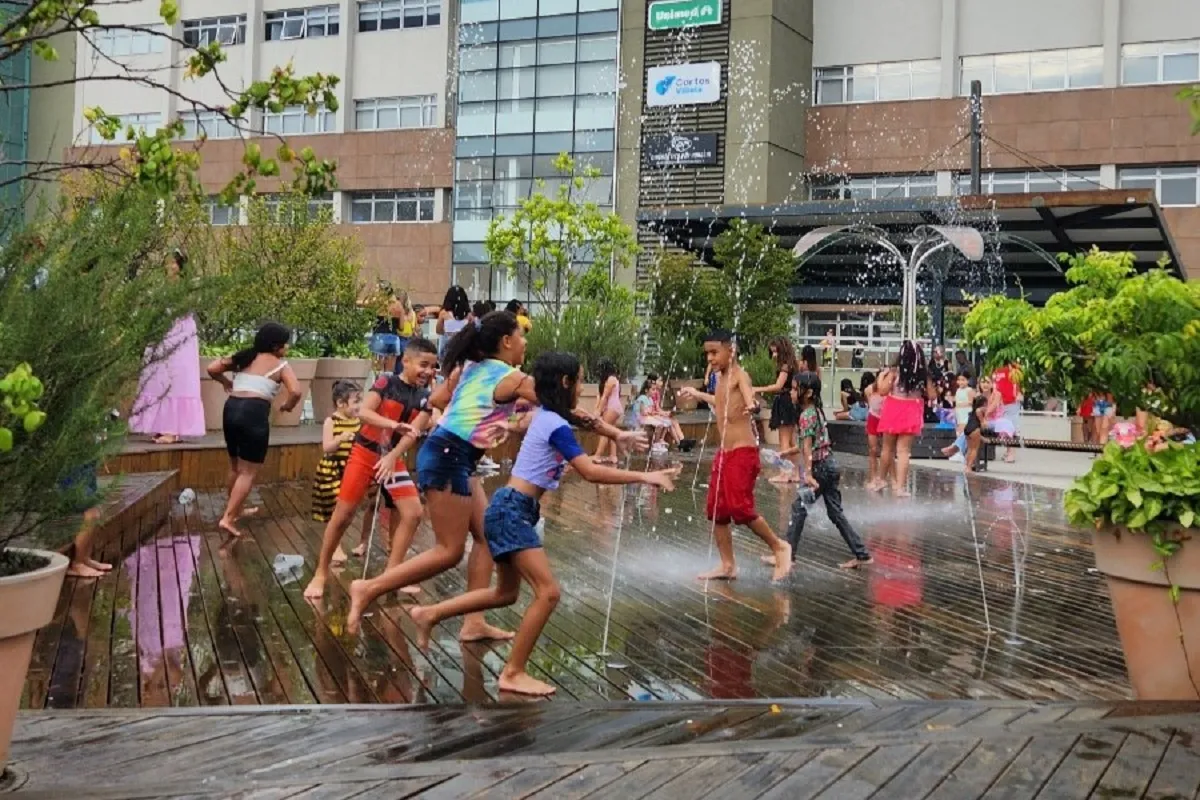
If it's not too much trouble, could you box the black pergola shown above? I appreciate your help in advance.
[637,189,1184,306]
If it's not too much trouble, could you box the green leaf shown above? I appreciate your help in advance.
[1169,584,1182,604]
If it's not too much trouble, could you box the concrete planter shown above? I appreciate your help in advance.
[670,379,704,412]
[270,358,318,427]
[0,550,68,770]
[1091,526,1200,700]
[198,356,226,431]
[311,358,371,422]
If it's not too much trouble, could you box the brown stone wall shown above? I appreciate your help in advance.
[805,85,1200,174]
[342,221,452,305]
[1162,206,1200,278]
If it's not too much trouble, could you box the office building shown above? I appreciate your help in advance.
[65,0,457,301]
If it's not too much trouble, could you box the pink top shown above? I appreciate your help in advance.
[604,377,623,416]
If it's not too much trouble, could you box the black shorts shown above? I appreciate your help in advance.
[223,396,272,464]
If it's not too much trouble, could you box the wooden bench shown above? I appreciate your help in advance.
[978,435,1102,470]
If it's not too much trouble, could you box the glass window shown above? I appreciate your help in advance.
[962,47,1102,95]
[573,128,613,152]
[206,198,239,226]
[495,133,534,154]
[182,15,246,47]
[1068,47,1103,88]
[460,21,499,43]
[959,57,992,94]
[460,72,498,102]
[495,155,533,178]
[498,18,537,39]
[577,10,617,34]
[355,95,439,129]
[348,190,437,223]
[575,150,614,175]
[461,0,499,23]
[457,101,497,136]
[815,60,943,105]
[89,112,161,144]
[499,0,537,19]
[498,67,536,99]
[537,64,575,96]
[577,33,616,62]
[534,131,573,153]
[262,104,336,134]
[265,6,340,40]
[460,44,498,71]
[457,136,496,157]
[539,0,576,13]
[579,0,618,12]
[500,41,536,67]
[1164,52,1200,82]
[495,98,535,133]
[576,61,615,94]
[535,97,574,131]
[993,53,1029,94]
[456,158,494,181]
[1121,40,1200,85]
[538,15,576,37]
[179,110,239,140]
[575,93,614,128]
[93,25,166,56]
[538,37,576,64]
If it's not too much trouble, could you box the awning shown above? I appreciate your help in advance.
[636,189,1184,305]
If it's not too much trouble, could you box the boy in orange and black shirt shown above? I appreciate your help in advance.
[304,338,439,601]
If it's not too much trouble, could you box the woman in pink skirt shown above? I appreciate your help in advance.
[129,250,206,444]
[876,340,934,497]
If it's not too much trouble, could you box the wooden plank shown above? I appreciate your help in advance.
[1033,730,1125,799]
[695,750,817,799]
[872,740,979,799]
[981,734,1079,799]
[1140,727,1200,800]
[294,778,446,799]
[463,766,583,798]
[754,748,875,800]
[524,761,645,799]
[407,768,519,799]
[156,521,200,707]
[134,523,172,708]
[920,736,1032,800]
[583,758,704,800]
[651,754,770,797]
[1090,727,1174,799]
[46,548,98,708]
[23,556,76,709]
[108,513,141,708]
[815,744,926,800]
[80,515,124,708]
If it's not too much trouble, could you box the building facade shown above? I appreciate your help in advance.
[66,0,457,301]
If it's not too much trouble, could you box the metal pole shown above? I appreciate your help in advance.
[970,80,983,195]
[932,278,945,347]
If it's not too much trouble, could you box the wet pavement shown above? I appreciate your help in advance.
[22,455,1130,708]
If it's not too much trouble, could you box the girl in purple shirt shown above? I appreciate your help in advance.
[410,352,679,697]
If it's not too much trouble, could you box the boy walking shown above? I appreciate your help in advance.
[679,330,792,582]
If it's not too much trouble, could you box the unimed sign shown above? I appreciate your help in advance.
[648,0,722,31]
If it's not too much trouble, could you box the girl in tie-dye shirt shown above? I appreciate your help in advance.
[345,310,642,636]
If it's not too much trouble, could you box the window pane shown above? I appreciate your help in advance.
[876,73,909,100]
[495,133,534,154]
[457,136,496,156]
[538,37,575,64]
[460,71,498,101]
[399,105,425,127]
[575,93,614,128]
[498,18,536,39]
[499,0,537,19]
[1160,177,1197,205]
[576,61,615,94]
[536,64,575,96]
[1030,56,1065,91]
[1122,55,1158,84]
[535,96,573,130]
[461,0,499,23]
[355,109,374,129]
[534,131,573,153]
[817,78,844,104]
[911,70,940,98]
[495,155,532,178]
[1069,56,1103,88]
[538,14,575,36]
[351,200,372,222]
[457,101,497,136]
[577,10,617,33]
[960,65,992,95]
[540,0,576,13]
[456,158,494,180]
[851,75,875,102]
[994,55,1028,93]
[460,44,497,70]
[573,128,612,152]
[1164,52,1199,82]
[499,41,536,67]
[498,67,536,98]
[577,33,616,61]
[377,107,399,128]
[495,98,535,132]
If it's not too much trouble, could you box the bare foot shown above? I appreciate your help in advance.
[771,542,793,581]
[498,670,556,696]
[459,621,515,642]
[85,558,113,572]
[940,445,955,457]
[332,546,349,564]
[697,566,738,581]
[350,543,366,557]
[839,557,873,570]
[399,584,422,596]
[218,517,244,539]
[66,562,105,579]
[761,554,777,566]
[303,573,326,601]
[893,488,912,498]
[240,507,260,518]
[346,579,372,636]
[152,434,180,445]
[409,605,436,649]
[867,481,885,493]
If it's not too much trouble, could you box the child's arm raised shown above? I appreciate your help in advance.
[428,366,461,411]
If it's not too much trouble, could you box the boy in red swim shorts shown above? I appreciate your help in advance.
[678,330,792,582]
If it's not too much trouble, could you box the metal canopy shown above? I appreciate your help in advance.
[636,189,1184,305]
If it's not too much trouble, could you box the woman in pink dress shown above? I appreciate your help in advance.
[129,250,205,444]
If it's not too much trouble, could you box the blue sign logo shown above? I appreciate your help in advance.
[655,75,677,95]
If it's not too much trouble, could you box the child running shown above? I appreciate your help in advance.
[345,312,641,635]
[408,352,680,695]
[303,338,440,601]
[678,330,792,582]
[780,372,872,569]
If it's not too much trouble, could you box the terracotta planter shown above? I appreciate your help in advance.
[1091,526,1200,700]
[270,358,318,428]
[0,549,68,769]
[198,355,226,431]
[311,358,371,422]
[670,380,703,412]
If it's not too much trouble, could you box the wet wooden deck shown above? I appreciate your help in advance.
[21,455,1131,709]
[9,699,1200,797]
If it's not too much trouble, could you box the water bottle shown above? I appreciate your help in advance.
[178,488,197,506]
[798,486,817,506]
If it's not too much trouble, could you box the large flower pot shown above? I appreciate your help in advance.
[1091,526,1200,700]
[0,550,68,770]
[271,358,318,427]
[198,356,226,431]
[311,358,371,422]
[670,380,703,412]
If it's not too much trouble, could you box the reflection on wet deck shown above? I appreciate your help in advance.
[22,456,1131,708]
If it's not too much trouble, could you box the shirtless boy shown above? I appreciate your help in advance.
[679,330,792,582]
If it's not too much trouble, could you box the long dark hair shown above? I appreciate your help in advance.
[840,378,859,406]
[230,321,291,371]
[595,359,618,387]
[795,370,825,426]
[442,285,470,320]
[768,336,798,373]
[532,352,580,421]
[859,371,876,395]
[442,310,519,372]
[894,340,927,394]
[637,372,659,398]
[799,344,818,373]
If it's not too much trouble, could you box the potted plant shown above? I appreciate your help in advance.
[966,248,1200,699]
[0,364,65,772]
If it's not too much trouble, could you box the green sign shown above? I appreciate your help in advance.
[648,0,722,31]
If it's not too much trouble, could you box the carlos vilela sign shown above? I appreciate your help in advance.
[646,62,722,107]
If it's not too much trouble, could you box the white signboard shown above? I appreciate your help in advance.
[646,62,721,107]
